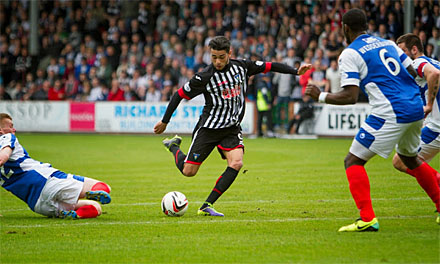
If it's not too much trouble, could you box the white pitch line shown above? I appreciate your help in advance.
[1,215,433,229]
[113,197,430,207]
[0,197,431,212]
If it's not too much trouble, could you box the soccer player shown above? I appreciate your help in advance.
[0,113,112,219]
[154,36,311,216]
[305,9,440,231]
[393,33,440,184]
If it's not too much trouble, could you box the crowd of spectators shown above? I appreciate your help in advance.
[1,0,440,103]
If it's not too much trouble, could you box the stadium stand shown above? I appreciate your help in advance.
[0,0,439,105]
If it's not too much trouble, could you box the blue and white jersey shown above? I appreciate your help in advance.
[412,56,440,132]
[339,34,424,123]
[0,133,57,211]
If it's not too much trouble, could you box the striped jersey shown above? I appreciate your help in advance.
[412,56,440,132]
[177,59,271,129]
[0,133,57,211]
[339,34,424,123]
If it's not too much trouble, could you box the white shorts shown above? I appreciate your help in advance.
[419,126,440,163]
[349,115,423,161]
[33,171,84,217]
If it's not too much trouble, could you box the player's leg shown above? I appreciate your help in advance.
[80,177,111,204]
[198,127,244,216]
[392,153,408,173]
[396,121,440,219]
[60,200,102,219]
[265,110,274,136]
[338,116,401,232]
[257,111,264,137]
[163,135,186,172]
[339,150,379,232]
[393,126,440,183]
[415,129,440,185]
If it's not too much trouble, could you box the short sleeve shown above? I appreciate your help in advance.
[0,133,16,150]
[412,57,429,78]
[338,48,362,87]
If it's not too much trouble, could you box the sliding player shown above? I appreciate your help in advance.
[0,113,112,219]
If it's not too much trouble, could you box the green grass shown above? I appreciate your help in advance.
[1,133,439,263]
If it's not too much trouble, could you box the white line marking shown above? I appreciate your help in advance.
[2,215,433,229]
[0,197,431,212]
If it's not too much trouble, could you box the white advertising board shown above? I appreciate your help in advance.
[95,101,255,134]
[0,101,69,132]
[313,103,371,136]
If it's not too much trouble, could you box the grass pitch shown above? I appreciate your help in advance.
[1,133,439,263]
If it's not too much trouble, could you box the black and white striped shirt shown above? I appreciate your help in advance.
[177,59,271,129]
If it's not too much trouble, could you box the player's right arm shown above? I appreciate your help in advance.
[0,146,12,167]
[305,48,360,105]
[153,73,206,134]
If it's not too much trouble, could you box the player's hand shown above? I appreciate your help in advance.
[423,104,433,118]
[305,84,321,101]
[297,64,312,75]
[154,121,167,134]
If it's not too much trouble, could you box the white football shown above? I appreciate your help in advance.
[161,191,188,217]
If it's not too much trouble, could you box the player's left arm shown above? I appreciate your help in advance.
[269,62,312,75]
[423,63,440,116]
[245,60,311,76]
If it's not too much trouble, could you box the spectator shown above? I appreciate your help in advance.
[75,57,91,80]
[9,82,26,100]
[64,72,79,100]
[0,85,12,100]
[308,60,327,92]
[88,77,105,101]
[145,82,161,102]
[48,79,65,101]
[325,60,341,94]
[97,57,113,86]
[287,94,314,135]
[256,73,274,137]
[30,80,50,101]
[107,79,124,101]
[428,28,440,58]
[425,43,438,60]
[76,81,91,102]
[47,57,60,76]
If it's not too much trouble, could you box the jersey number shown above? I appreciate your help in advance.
[379,48,400,76]
[0,166,13,186]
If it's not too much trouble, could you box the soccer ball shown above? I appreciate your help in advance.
[161,191,188,217]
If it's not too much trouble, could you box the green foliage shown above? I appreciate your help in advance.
[1,134,439,263]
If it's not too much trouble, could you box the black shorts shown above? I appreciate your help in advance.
[185,125,244,165]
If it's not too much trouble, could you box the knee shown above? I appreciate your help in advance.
[92,202,102,216]
[182,168,197,177]
[343,155,352,169]
[229,160,243,171]
[392,154,406,172]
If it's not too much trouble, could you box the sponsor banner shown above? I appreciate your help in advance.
[70,102,95,131]
[314,103,371,136]
[0,101,69,132]
[95,101,254,134]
